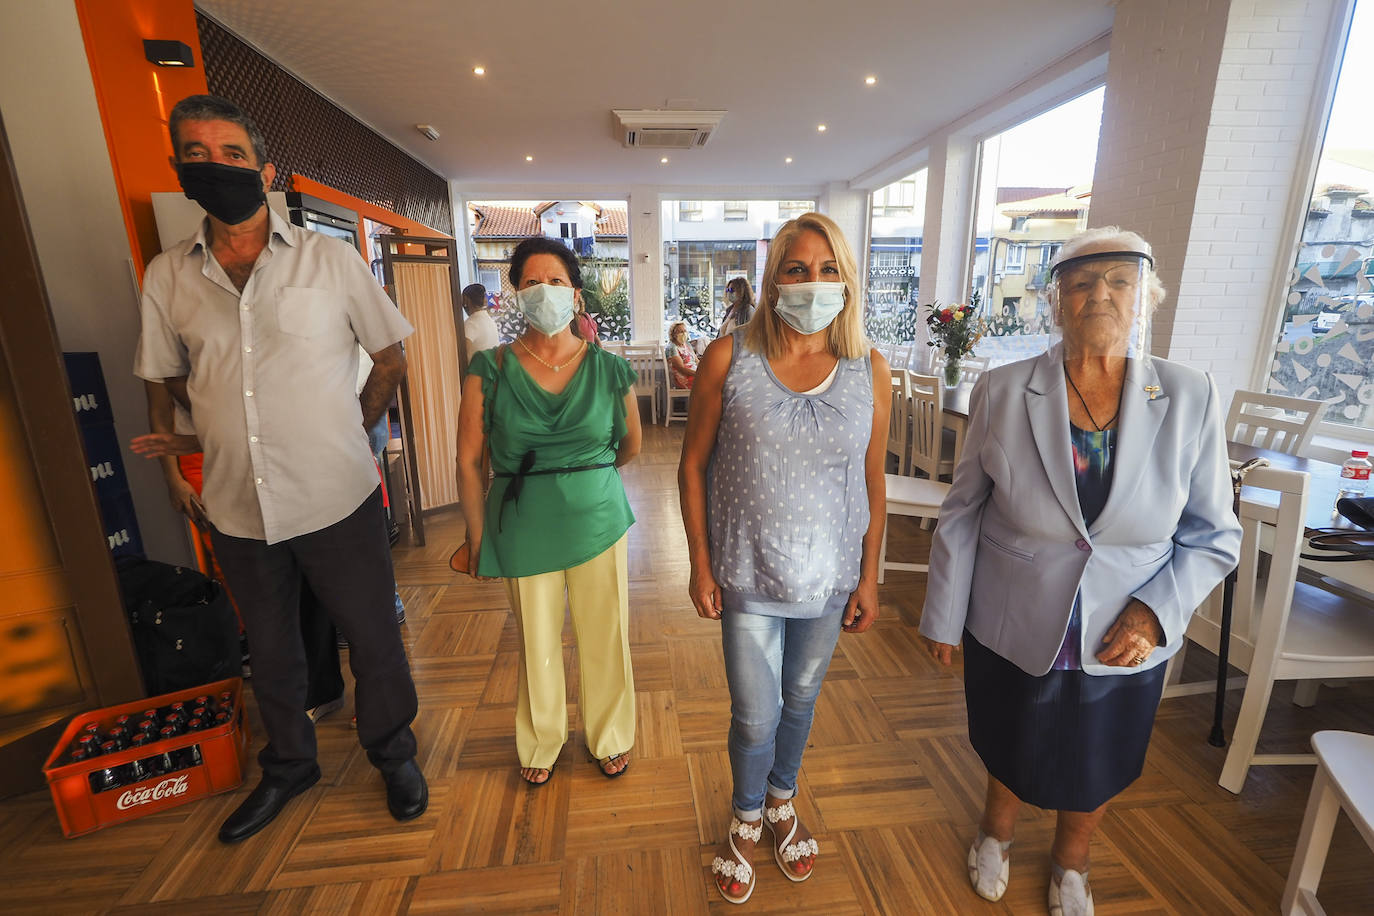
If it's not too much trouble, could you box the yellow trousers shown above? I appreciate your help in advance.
[504,534,635,769]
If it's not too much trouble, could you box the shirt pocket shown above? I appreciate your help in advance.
[276,286,335,338]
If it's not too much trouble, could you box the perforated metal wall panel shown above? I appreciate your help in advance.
[197,13,452,236]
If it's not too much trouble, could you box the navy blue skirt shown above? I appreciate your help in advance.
[962,628,1167,812]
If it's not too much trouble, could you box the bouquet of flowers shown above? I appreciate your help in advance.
[924,301,987,386]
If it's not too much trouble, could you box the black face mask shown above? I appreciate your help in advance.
[176,161,267,225]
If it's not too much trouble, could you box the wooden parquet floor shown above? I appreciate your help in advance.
[4,423,1373,914]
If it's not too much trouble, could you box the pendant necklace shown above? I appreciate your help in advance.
[1063,365,1121,432]
[517,337,584,372]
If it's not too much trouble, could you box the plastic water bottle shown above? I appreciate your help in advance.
[1337,449,1372,499]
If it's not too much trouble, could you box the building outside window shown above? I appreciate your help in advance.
[866,169,927,343]
[1269,0,1374,434]
[969,86,1103,364]
[467,199,631,340]
[661,200,815,339]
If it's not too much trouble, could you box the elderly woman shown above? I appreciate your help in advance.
[668,321,698,388]
[679,213,889,904]
[920,227,1241,915]
[455,236,642,785]
[717,276,756,337]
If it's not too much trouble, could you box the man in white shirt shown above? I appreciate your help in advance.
[462,283,499,360]
[132,95,426,843]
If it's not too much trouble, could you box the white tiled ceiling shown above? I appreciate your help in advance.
[196,0,1115,189]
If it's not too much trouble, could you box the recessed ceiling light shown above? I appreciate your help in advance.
[785,156,793,163]
[817,124,827,132]
[473,66,486,76]
[660,157,669,164]
[865,76,877,86]
[525,155,533,161]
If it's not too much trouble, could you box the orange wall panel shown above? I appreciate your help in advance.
[74,0,206,271]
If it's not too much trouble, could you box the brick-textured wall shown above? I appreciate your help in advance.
[1088,0,1233,363]
[196,13,453,236]
[1091,0,1339,401]
[1178,0,1336,397]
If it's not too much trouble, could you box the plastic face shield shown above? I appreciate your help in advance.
[1049,250,1154,366]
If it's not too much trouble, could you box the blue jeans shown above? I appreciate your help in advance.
[720,595,845,820]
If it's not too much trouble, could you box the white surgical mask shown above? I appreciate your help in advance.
[515,283,576,336]
[774,281,846,335]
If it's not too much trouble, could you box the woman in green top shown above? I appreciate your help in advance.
[456,236,642,786]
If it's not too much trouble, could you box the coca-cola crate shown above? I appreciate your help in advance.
[41,677,250,838]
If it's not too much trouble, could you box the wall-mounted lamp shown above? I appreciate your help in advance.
[143,39,194,68]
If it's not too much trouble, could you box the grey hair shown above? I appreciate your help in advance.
[168,94,269,167]
[1049,226,1166,310]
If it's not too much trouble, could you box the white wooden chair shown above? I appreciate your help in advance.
[1226,389,1323,456]
[1282,730,1374,915]
[663,349,691,426]
[1166,466,1374,793]
[878,373,952,582]
[622,345,660,425]
[891,343,914,371]
[601,340,626,356]
[960,355,991,387]
[906,373,955,480]
[886,368,911,475]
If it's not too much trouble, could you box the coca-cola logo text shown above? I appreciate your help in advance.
[115,775,189,810]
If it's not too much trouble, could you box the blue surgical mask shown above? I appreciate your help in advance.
[774,281,846,335]
[515,283,576,336]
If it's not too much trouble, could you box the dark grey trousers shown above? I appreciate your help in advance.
[211,487,418,781]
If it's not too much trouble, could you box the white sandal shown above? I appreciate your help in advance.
[710,817,760,904]
[1049,864,1093,916]
[764,800,819,882]
[967,830,1011,901]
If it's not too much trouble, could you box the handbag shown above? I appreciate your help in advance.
[1302,497,1374,562]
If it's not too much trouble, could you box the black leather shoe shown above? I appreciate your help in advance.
[218,765,321,843]
[382,759,427,821]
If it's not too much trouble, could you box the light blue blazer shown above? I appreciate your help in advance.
[919,346,1242,677]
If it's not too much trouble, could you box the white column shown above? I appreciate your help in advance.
[919,134,979,307]
[627,186,663,342]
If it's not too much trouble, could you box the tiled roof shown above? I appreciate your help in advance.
[471,205,539,238]
[1000,189,1091,217]
[997,186,1069,205]
[597,207,627,237]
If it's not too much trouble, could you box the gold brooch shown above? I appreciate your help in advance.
[1144,385,1161,400]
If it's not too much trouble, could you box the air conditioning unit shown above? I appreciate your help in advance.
[613,109,725,149]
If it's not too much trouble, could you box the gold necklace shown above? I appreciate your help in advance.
[517,336,584,372]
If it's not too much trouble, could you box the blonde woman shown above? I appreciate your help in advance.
[679,213,890,903]
[718,276,756,337]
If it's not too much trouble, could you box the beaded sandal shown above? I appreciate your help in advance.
[710,817,760,904]
[763,800,819,882]
[967,830,1012,901]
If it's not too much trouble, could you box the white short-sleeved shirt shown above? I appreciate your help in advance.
[134,208,413,543]
[464,308,499,358]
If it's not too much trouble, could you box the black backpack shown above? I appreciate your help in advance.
[115,556,240,695]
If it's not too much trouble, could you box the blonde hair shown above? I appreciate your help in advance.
[744,212,868,360]
[669,321,688,343]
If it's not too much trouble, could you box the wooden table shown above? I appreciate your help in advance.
[1227,442,1360,534]
[940,382,974,465]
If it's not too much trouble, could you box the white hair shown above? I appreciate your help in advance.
[1049,225,1166,310]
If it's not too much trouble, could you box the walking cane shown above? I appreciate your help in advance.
[1208,456,1268,747]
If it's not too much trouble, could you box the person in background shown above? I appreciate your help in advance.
[667,321,697,389]
[455,236,641,786]
[717,276,756,337]
[131,94,426,843]
[573,298,600,342]
[919,227,1242,916]
[462,283,499,360]
[678,213,889,904]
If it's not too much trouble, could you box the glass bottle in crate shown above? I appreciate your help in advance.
[1338,449,1372,500]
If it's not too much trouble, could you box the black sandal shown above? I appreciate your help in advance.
[519,764,554,786]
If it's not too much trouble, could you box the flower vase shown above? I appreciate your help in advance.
[943,354,962,388]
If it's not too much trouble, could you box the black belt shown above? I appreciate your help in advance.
[494,449,614,531]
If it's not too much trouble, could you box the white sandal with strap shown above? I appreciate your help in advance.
[764,800,819,882]
[710,817,760,905]
[967,830,1012,901]
[1049,864,1093,916]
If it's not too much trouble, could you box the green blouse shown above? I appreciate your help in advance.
[470,344,637,578]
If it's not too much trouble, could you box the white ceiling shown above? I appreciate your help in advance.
[196,0,1115,192]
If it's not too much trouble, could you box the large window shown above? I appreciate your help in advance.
[466,199,631,340]
[661,199,815,339]
[866,169,927,343]
[968,86,1104,365]
[1270,1,1374,432]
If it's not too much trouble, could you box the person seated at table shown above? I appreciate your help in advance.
[919,226,1242,916]
[667,321,697,388]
